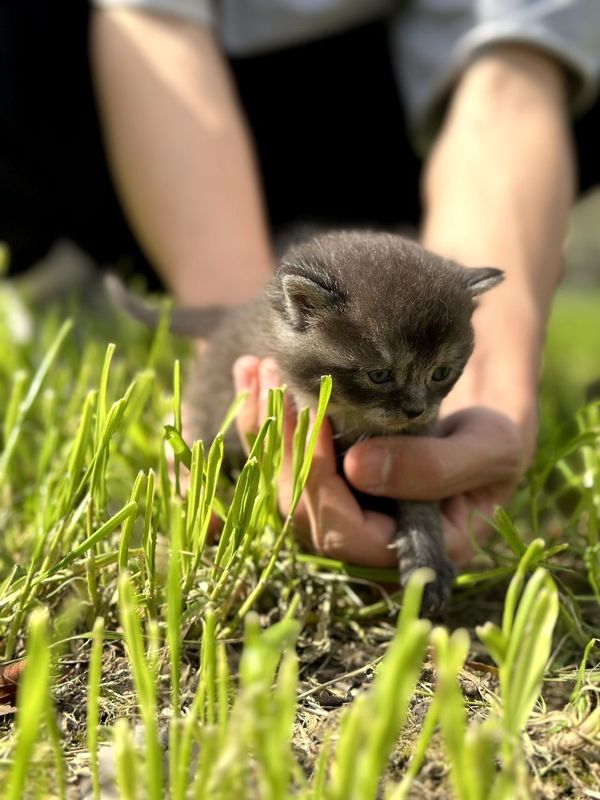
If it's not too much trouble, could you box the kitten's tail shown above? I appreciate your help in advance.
[104,273,225,338]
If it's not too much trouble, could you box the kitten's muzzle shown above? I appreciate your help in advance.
[401,405,426,420]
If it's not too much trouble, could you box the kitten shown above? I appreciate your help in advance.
[111,231,503,612]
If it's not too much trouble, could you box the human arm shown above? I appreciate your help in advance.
[232,46,575,569]
[234,45,576,571]
[420,45,574,454]
[89,7,273,306]
[345,45,576,563]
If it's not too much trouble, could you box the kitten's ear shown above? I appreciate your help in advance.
[276,272,342,329]
[464,267,504,297]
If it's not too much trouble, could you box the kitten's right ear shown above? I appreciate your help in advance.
[465,267,504,297]
[272,271,343,330]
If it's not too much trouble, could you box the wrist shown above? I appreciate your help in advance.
[443,292,543,462]
[446,369,539,466]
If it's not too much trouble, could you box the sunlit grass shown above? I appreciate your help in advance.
[0,282,598,797]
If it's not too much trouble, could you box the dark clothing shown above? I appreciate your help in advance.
[229,22,421,231]
[0,2,136,272]
[0,4,598,281]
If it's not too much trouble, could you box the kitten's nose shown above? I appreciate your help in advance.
[402,405,425,420]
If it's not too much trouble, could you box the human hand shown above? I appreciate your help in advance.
[343,407,526,567]
[234,356,528,569]
[233,356,400,567]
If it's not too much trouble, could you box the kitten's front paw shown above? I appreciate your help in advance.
[420,558,455,615]
[393,531,456,615]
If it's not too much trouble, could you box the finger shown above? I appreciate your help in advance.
[258,358,283,421]
[279,402,338,512]
[301,473,399,566]
[344,409,522,501]
[317,510,399,566]
[441,495,496,567]
[233,355,261,455]
[299,416,398,565]
[277,388,300,515]
[305,412,338,480]
[290,506,399,568]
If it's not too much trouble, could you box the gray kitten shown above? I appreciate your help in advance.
[111,231,503,612]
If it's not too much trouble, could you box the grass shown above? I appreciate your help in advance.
[0,278,599,798]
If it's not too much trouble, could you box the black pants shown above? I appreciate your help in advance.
[0,1,135,272]
[0,3,598,281]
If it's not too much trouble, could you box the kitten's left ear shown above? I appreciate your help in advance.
[271,268,345,330]
[464,267,504,297]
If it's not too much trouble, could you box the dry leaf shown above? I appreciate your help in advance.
[0,658,27,709]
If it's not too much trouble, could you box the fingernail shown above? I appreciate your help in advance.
[358,446,393,490]
[260,358,281,387]
[233,361,254,392]
[234,371,248,392]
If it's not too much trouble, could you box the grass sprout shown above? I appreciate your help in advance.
[0,286,598,797]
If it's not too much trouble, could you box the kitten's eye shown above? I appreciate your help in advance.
[367,369,393,384]
[431,366,451,382]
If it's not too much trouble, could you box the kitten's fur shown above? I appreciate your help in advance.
[114,231,503,612]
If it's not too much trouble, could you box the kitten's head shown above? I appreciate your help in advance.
[267,231,503,433]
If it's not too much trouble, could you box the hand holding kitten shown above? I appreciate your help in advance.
[114,230,506,608]
[233,356,400,567]
[345,405,525,566]
[233,356,525,569]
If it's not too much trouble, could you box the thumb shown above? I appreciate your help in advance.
[343,408,523,501]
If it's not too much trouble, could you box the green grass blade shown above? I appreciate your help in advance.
[118,471,145,571]
[6,608,52,800]
[113,718,139,800]
[0,318,73,479]
[118,572,164,800]
[87,617,105,800]
[2,369,27,445]
[49,500,138,576]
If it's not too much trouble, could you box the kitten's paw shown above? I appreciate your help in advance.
[393,532,456,615]
[419,558,455,615]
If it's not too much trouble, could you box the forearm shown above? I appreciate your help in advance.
[421,46,575,460]
[90,8,273,306]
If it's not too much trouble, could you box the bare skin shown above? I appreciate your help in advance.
[345,45,574,563]
[233,47,574,567]
[91,9,575,566]
[90,9,273,307]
